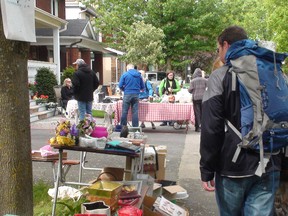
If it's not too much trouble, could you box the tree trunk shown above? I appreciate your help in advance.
[0,12,33,215]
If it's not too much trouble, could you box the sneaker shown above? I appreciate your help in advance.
[160,122,167,126]
[151,123,156,129]
[140,123,146,128]
[169,122,174,126]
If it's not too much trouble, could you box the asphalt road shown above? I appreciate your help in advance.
[31,116,218,215]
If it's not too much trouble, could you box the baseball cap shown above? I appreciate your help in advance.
[72,58,85,65]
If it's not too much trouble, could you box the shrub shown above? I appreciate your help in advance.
[35,67,58,102]
[61,66,75,84]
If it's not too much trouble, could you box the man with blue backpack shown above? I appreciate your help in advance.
[200,25,288,216]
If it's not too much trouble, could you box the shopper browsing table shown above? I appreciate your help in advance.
[118,64,144,127]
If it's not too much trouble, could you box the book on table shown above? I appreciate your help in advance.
[106,140,141,152]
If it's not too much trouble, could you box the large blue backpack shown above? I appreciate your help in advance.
[225,40,288,176]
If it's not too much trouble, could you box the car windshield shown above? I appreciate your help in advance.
[158,72,166,81]
[147,74,157,81]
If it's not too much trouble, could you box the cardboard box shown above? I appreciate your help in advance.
[86,181,123,198]
[162,185,189,201]
[143,196,162,216]
[157,152,166,180]
[144,145,167,180]
[143,195,189,216]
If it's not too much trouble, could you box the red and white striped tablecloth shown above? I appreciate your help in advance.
[114,101,195,125]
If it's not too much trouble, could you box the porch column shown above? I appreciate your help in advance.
[53,28,60,84]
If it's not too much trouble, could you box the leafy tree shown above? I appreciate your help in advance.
[83,0,288,71]
[263,0,288,52]
[86,0,147,49]
[0,17,33,214]
[121,21,165,69]
[146,0,225,69]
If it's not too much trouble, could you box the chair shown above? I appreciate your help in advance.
[53,85,64,115]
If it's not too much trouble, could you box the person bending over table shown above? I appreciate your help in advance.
[139,70,156,129]
[118,64,144,127]
[158,70,181,126]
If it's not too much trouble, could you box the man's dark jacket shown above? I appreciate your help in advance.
[200,40,282,182]
[72,64,99,102]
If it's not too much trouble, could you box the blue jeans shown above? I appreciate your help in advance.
[215,171,280,216]
[78,101,93,121]
[120,94,139,127]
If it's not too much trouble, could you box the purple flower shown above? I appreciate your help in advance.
[70,124,79,137]
[59,130,67,136]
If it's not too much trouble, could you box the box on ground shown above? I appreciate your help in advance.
[143,195,189,216]
[144,145,167,180]
[162,185,189,201]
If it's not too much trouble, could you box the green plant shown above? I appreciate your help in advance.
[28,81,37,96]
[61,66,75,84]
[35,67,58,102]
[33,181,88,216]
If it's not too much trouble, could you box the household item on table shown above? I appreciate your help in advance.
[90,126,108,138]
[134,130,141,139]
[114,124,122,132]
[79,136,107,149]
[79,136,98,148]
[168,94,175,103]
[106,140,141,152]
[81,201,111,216]
[98,92,105,102]
[120,126,129,138]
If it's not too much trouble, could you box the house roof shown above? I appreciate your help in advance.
[36,19,94,38]
[35,19,124,55]
[35,7,68,29]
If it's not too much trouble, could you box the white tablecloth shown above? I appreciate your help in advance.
[66,100,116,125]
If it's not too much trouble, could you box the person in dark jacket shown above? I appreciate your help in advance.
[200,26,281,216]
[60,78,74,110]
[118,64,144,127]
[188,68,207,132]
[72,59,99,121]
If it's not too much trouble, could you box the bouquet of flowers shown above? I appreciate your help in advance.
[49,119,79,146]
[77,114,96,137]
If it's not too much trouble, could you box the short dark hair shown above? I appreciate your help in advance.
[218,26,248,46]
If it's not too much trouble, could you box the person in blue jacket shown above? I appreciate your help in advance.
[119,64,144,127]
[139,70,156,129]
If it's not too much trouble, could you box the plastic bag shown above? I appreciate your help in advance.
[48,186,82,201]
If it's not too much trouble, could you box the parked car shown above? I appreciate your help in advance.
[145,71,166,94]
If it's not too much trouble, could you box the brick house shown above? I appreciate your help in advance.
[30,0,124,85]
